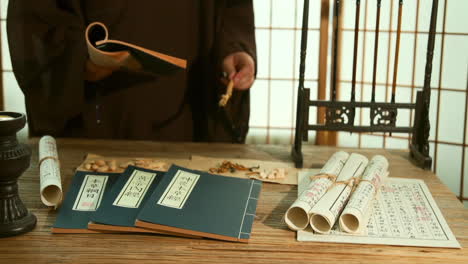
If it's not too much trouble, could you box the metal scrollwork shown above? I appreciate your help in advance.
[326,106,355,126]
[371,107,397,127]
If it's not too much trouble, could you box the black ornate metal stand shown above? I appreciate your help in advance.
[0,112,36,237]
[292,0,438,169]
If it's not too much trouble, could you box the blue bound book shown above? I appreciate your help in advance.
[135,165,262,243]
[52,171,120,233]
[88,166,196,237]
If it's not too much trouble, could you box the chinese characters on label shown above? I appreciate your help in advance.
[73,175,108,211]
[157,170,200,209]
[113,170,156,208]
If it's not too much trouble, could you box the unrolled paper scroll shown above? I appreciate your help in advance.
[284,151,349,230]
[339,155,389,233]
[309,153,368,234]
[39,136,62,208]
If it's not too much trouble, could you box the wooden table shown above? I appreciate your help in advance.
[1,138,467,264]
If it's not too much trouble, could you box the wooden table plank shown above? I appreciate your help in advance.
[0,138,466,264]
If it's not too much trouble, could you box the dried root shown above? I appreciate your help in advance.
[82,159,169,172]
[83,159,119,172]
[209,161,257,174]
[218,80,234,107]
[209,161,286,181]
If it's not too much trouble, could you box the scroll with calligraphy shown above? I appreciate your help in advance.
[309,153,369,234]
[339,155,389,234]
[284,151,349,230]
[39,136,62,208]
[296,173,461,248]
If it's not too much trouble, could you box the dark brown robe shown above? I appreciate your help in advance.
[7,0,256,142]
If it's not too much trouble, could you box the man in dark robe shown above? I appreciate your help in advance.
[7,0,256,143]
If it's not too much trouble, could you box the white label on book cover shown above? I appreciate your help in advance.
[72,175,108,211]
[113,170,156,208]
[157,170,200,209]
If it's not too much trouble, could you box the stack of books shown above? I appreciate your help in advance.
[52,165,262,243]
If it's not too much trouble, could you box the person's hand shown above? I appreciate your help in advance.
[85,59,119,82]
[221,52,255,90]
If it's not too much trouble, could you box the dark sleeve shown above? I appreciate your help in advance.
[217,0,257,68]
[207,0,256,143]
[7,0,87,135]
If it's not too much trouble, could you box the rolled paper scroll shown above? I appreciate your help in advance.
[284,151,349,231]
[309,153,368,234]
[39,136,62,208]
[339,155,389,234]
